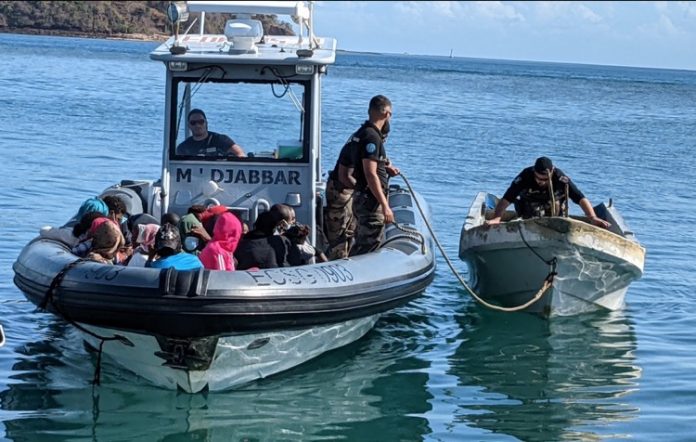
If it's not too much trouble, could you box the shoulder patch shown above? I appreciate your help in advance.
[559,175,569,184]
[513,176,522,184]
[365,143,377,154]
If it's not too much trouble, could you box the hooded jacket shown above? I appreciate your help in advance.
[199,212,243,271]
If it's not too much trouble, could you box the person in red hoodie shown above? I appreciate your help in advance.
[199,211,243,271]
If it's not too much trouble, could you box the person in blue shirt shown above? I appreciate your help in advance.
[147,223,203,271]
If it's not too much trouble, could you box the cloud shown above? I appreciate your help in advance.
[393,1,523,22]
[576,4,602,24]
[394,1,464,18]
[469,1,524,22]
[654,13,682,36]
[533,1,605,27]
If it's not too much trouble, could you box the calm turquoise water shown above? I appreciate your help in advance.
[2,33,696,441]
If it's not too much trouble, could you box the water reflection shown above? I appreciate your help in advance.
[450,308,641,441]
[0,313,433,441]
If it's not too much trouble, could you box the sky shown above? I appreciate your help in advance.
[312,1,696,71]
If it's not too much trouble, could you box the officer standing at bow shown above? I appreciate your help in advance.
[349,95,400,256]
[324,113,390,259]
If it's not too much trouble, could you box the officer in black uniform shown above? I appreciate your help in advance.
[176,109,246,157]
[487,156,611,228]
[349,95,400,256]
[324,120,390,259]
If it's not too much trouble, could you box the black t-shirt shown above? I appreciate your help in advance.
[351,121,388,197]
[328,134,359,182]
[177,132,236,156]
[503,166,585,205]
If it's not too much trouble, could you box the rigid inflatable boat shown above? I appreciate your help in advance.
[13,1,435,392]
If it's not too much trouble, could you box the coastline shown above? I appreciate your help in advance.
[0,28,168,43]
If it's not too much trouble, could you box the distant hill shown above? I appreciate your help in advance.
[0,1,294,41]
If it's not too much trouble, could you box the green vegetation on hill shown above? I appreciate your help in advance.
[0,1,294,40]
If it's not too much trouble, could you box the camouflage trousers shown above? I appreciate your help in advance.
[324,178,357,259]
[349,191,385,257]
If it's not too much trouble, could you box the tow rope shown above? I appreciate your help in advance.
[398,173,556,312]
[43,258,131,386]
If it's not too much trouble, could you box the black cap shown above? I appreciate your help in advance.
[534,156,553,174]
[187,108,206,120]
[155,223,181,254]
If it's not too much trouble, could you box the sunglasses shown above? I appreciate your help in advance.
[189,119,206,126]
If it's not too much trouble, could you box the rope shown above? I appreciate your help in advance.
[391,221,426,254]
[547,169,557,216]
[518,226,556,267]
[398,173,556,312]
[43,258,131,386]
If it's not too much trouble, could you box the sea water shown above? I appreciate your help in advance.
[1,33,696,441]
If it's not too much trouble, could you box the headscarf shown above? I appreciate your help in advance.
[76,197,109,221]
[136,224,160,253]
[89,217,115,236]
[199,212,242,271]
[87,220,125,264]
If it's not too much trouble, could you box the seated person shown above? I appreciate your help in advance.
[86,219,126,265]
[486,156,611,228]
[128,223,160,267]
[285,224,328,266]
[270,203,296,234]
[72,196,109,224]
[200,204,231,236]
[147,223,203,270]
[161,212,181,227]
[176,109,246,157]
[178,205,212,254]
[71,212,109,257]
[103,195,134,250]
[199,212,243,271]
[235,211,290,270]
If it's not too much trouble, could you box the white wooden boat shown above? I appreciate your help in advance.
[459,192,645,316]
[13,1,435,392]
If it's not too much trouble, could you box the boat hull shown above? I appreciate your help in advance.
[460,198,645,316]
[14,186,435,390]
[80,316,379,393]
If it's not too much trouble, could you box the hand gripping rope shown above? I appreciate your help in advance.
[398,173,557,312]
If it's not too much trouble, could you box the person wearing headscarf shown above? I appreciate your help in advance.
[128,223,160,267]
[44,198,109,247]
[71,213,109,257]
[200,204,229,236]
[199,212,243,271]
[87,220,125,264]
[73,197,109,223]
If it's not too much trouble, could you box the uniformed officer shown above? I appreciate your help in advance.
[324,119,390,259]
[486,156,611,228]
[349,95,400,256]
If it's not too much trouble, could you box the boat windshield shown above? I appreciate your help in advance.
[170,76,309,162]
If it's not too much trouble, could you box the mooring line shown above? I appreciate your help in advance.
[398,173,555,312]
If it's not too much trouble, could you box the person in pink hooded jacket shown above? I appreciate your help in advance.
[199,211,243,271]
